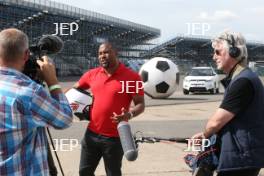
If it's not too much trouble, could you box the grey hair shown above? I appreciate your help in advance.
[0,28,29,62]
[212,30,248,66]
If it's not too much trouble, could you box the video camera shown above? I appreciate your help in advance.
[23,35,63,84]
[21,35,64,175]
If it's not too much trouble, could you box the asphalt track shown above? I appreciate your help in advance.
[47,77,264,175]
[52,78,223,144]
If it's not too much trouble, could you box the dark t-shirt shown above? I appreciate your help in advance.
[220,78,254,115]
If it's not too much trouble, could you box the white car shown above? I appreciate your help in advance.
[183,67,220,94]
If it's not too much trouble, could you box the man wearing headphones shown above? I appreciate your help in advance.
[192,31,264,176]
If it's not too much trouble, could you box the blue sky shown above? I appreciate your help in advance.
[54,0,264,44]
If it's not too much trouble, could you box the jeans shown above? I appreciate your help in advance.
[217,168,260,176]
[79,129,123,176]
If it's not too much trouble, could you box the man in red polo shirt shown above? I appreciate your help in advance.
[73,42,145,176]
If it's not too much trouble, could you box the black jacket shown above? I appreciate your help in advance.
[217,68,264,171]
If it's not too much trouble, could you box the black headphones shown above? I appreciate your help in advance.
[228,34,241,58]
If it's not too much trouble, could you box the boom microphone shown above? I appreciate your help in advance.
[30,35,64,55]
[117,121,138,161]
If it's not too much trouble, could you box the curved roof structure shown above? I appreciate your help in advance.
[0,0,160,76]
[142,35,264,63]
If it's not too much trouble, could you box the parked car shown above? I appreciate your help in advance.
[183,67,220,94]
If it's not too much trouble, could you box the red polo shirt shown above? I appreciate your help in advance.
[78,63,144,137]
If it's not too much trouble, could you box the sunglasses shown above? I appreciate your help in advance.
[214,49,221,56]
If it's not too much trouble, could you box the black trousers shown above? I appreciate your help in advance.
[217,168,260,176]
[79,129,123,176]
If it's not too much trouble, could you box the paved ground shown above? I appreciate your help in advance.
[50,101,217,176]
[49,100,264,176]
[47,78,264,176]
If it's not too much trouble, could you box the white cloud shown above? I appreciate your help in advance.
[53,0,264,42]
[246,7,264,16]
[197,10,239,22]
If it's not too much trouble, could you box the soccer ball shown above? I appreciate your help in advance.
[139,57,180,98]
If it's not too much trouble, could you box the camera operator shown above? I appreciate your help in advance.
[0,28,73,175]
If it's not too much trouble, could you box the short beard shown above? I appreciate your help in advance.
[101,62,109,68]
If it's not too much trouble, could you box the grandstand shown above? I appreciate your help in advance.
[0,0,160,76]
[2,0,264,76]
[142,35,264,73]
